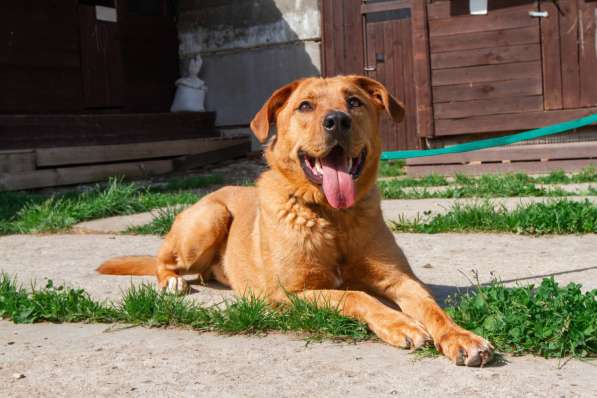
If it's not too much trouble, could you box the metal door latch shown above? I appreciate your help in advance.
[364,66,376,72]
[529,10,549,18]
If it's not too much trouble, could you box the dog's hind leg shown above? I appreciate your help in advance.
[156,197,231,294]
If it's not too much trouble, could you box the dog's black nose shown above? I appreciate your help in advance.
[323,111,352,134]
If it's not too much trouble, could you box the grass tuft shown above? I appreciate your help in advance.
[446,278,597,358]
[379,167,597,200]
[1,273,595,359]
[390,199,597,234]
[126,206,186,236]
[0,178,201,235]
[378,160,406,177]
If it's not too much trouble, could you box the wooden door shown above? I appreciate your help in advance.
[117,0,179,112]
[0,1,84,113]
[322,0,432,151]
[79,0,124,109]
[542,0,597,110]
[363,2,420,150]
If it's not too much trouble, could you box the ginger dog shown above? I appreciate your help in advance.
[98,76,493,366]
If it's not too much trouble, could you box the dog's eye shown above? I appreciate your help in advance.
[347,97,362,109]
[298,101,313,112]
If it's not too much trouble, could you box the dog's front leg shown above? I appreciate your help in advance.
[354,235,493,366]
[271,289,431,349]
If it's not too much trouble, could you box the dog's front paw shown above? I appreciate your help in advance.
[163,276,190,295]
[436,329,493,367]
[370,315,432,349]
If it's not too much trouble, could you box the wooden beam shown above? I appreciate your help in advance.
[0,160,173,192]
[36,138,249,167]
[406,142,597,166]
[411,1,434,138]
[432,61,541,87]
[430,26,539,54]
[0,150,35,173]
[431,44,541,69]
[174,142,252,171]
[435,107,597,136]
[434,96,543,119]
[406,159,597,177]
[540,1,563,110]
[432,78,542,103]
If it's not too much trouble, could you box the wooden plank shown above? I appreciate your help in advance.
[400,17,420,150]
[430,26,539,53]
[361,0,410,14]
[320,0,335,75]
[428,0,538,20]
[36,138,249,167]
[435,107,597,136]
[429,4,537,37]
[434,96,543,119]
[407,142,597,165]
[579,0,597,107]
[0,150,36,173]
[431,44,541,69]
[173,142,251,171]
[433,78,542,102]
[432,61,541,86]
[0,112,217,150]
[0,160,174,192]
[540,1,563,110]
[406,159,597,177]
[560,0,581,109]
[411,1,434,138]
[343,0,365,75]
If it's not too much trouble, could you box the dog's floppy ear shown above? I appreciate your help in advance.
[348,75,404,123]
[250,80,302,143]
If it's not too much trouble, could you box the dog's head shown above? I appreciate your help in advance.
[251,75,404,209]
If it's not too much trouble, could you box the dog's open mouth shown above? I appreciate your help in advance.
[299,146,367,209]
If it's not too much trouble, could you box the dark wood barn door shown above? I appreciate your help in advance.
[363,3,419,150]
[79,0,124,110]
[322,0,432,151]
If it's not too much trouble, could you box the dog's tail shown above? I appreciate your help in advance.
[96,256,157,276]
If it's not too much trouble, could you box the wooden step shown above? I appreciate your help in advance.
[405,142,597,176]
[0,112,218,150]
[0,137,251,191]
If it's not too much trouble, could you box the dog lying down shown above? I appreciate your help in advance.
[98,76,493,366]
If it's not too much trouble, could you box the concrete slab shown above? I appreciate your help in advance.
[2,321,596,398]
[1,233,596,396]
[1,233,595,305]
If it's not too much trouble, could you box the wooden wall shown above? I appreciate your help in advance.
[428,0,597,138]
[0,1,84,113]
[428,1,543,136]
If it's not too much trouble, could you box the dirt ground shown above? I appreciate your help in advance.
[1,232,596,397]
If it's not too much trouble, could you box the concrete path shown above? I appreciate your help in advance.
[380,196,597,222]
[1,233,596,397]
[2,321,596,398]
[396,182,596,195]
[71,196,597,234]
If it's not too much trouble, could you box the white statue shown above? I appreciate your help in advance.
[170,55,208,112]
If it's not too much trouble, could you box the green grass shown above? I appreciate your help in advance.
[127,206,185,236]
[379,168,597,200]
[161,174,224,191]
[446,278,597,358]
[390,199,597,234]
[0,178,203,235]
[0,274,370,342]
[378,160,406,177]
[1,273,595,359]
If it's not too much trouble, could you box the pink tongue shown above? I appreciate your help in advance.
[321,148,355,209]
